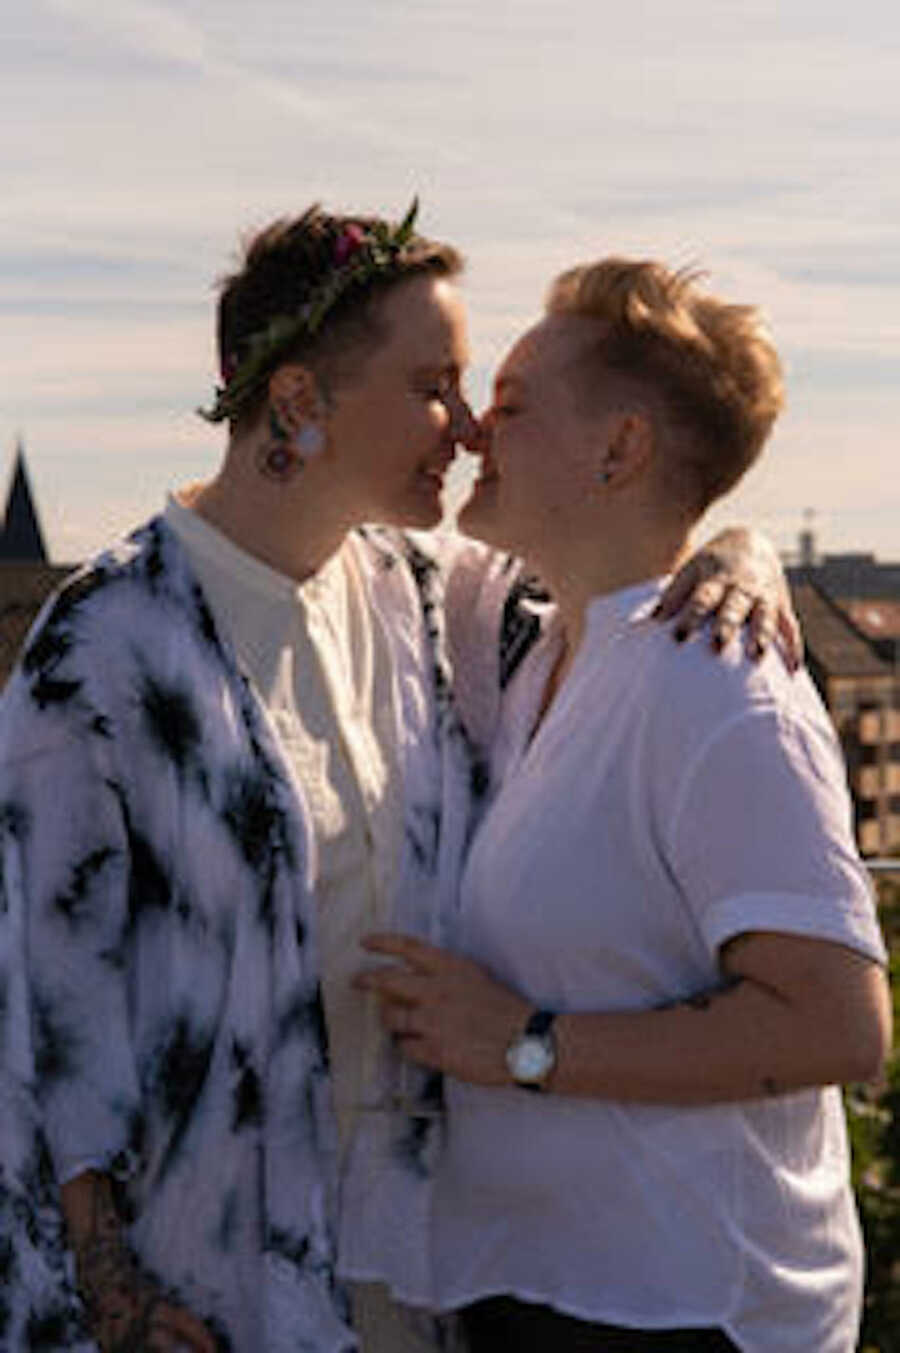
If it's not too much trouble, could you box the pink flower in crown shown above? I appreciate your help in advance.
[333,223,366,266]
[221,351,239,385]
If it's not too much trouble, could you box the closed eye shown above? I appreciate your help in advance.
[413,364,463,404]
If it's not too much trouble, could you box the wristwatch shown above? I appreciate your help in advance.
[505,1009,557,1091]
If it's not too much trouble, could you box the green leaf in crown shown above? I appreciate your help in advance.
[198,198,421,425]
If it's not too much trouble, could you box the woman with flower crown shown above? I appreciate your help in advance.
[0,205,794,1352]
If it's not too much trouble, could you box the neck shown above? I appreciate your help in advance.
[523,504,692,655]
[185,436,355,583]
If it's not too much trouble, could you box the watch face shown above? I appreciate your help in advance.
[507,1034,555,1084]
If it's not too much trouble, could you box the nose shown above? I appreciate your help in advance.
[458,408,493,458]
[462,409,493,457]
[446,392,481,451]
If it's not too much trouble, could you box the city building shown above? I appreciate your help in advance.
[0,442,72,686]
[787,526,900,857]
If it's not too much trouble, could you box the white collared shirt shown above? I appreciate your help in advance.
[432,578,886,1353]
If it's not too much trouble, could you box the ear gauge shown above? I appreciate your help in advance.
[268,366,327,463]
[256,443,303,482]
[259,406,317,481]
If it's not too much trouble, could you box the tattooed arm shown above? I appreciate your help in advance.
[547,932,890,1101]
[60,1172,217,1353]
[359,930,891,1103]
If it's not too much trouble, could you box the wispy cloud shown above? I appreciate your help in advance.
[46,0,215,69]
[3,0,897,559]
[43,0,457,163]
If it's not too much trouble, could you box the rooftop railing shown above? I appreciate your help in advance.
[868,859,900,875]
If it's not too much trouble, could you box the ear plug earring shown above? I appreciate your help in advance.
[257,443,303,481]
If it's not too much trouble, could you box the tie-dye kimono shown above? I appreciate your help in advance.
[0,515,492,1352]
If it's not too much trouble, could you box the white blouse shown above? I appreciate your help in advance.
[432,579,886,1353]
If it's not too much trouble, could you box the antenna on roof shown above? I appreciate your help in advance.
[799,508,817,570]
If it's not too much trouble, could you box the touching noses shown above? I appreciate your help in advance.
[462,410,493,458]
[445,391,482,451]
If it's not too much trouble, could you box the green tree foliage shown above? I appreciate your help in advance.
[850,870,900,1351]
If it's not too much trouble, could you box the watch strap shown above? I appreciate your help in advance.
[517,1009,557,1092]
[525,1009,556,1037]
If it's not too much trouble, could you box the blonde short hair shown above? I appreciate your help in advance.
[546,259,785,515]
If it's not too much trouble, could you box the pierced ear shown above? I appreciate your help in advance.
[601,410,654,484]
[268,364,325,433]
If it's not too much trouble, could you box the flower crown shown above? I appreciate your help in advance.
[199,198,421,424]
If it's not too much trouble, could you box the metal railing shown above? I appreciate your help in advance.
[868,859,900,876]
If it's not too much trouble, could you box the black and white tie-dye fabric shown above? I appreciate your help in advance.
[0,517,490,1351]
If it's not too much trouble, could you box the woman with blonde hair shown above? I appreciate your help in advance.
[362,259,890,1353]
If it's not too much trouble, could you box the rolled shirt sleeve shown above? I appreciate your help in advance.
[664,702,887,967]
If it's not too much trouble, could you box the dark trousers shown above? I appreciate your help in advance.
[460,1296,740,1353]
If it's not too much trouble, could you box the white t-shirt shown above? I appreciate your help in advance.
[432,579,886,1353]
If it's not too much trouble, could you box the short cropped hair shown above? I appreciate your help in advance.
[216,206,463,428]
[546,259,785,515]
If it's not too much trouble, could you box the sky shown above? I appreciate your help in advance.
[1,0,897,563]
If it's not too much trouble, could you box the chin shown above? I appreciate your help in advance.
[457,485,506,546]
[377,496,443,533]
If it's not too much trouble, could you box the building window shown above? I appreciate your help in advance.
[833,691,859,717]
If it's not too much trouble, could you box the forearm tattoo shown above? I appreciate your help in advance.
[658,980,783,1099]
[656,978,743,1015]
[69,1175,166,1353]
